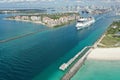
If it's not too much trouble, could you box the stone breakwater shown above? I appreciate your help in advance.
[0,29,47,43]
[61,46,93,80]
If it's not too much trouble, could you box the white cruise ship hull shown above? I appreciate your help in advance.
[76,18,95,30]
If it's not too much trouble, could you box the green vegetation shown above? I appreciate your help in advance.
[54,20,75,28]
[43,12,79,19]
[6,12,79,27]
[107,21,120,34]
[0,9,46,14]
[99,21,120,47]
[8,12,79,20]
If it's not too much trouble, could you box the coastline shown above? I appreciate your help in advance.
[61,28,110,80]
[61,46,93,80]
[4,12,80,27]
[4,18,46,25]
[0,4,119,80]
[87,33,120,61]
[93,33,106,48]
[87,47,120,61]
[87,20,120,61]
[61,19,120,79]
[4,18,76,28]
[87,34,120,60]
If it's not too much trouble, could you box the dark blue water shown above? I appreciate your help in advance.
[0,13,118,80]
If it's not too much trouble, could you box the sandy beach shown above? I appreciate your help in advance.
[87,48,120,60]
[4,18,45,25]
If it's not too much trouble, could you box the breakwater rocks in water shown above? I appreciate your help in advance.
[61,46,93,80]
[0,29,46,43]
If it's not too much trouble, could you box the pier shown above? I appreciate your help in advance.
[59,46,90,71]
[60,46,93,80]
[60,32,106,80]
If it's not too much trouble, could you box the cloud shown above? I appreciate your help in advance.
[0,0,55,3]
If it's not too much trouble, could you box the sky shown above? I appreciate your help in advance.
[0,0,119,9]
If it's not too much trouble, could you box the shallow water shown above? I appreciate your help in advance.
[72,60,120,80]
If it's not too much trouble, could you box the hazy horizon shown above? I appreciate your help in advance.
[0,0,119,9]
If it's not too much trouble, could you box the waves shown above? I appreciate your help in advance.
[0,51,37,80]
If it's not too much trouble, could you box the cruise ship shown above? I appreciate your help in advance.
[76,17,95,30]
[116,12,120,15]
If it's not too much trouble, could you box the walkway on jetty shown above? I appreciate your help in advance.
[61,46,93,80]
[61,32,106,80]
[0,29,47,43]
[59,47,89,71]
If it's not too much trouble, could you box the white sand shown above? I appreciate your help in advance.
[87,48,120,60]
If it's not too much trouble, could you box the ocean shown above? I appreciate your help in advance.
[0,12,119,80]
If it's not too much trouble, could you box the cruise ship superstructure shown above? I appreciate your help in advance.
[76,17,95,30]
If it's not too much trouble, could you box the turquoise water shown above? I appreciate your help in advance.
[33,14,119,80]
[0,12,119,80]
[72,60,120,80]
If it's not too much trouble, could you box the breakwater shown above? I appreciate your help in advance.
[59,47,89,71]
[61,46,93,80]
[0,29,47,43]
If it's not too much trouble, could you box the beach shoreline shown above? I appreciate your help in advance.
[87,47,120,61]
[61,19,120,79]
[87,34,120,61]
[4,18,46,25]
[87,20,120,61]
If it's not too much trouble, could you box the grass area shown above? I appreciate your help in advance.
[99,21,120,47]
[44,12,79,19]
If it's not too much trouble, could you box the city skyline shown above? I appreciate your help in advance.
[0,0,119,9]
